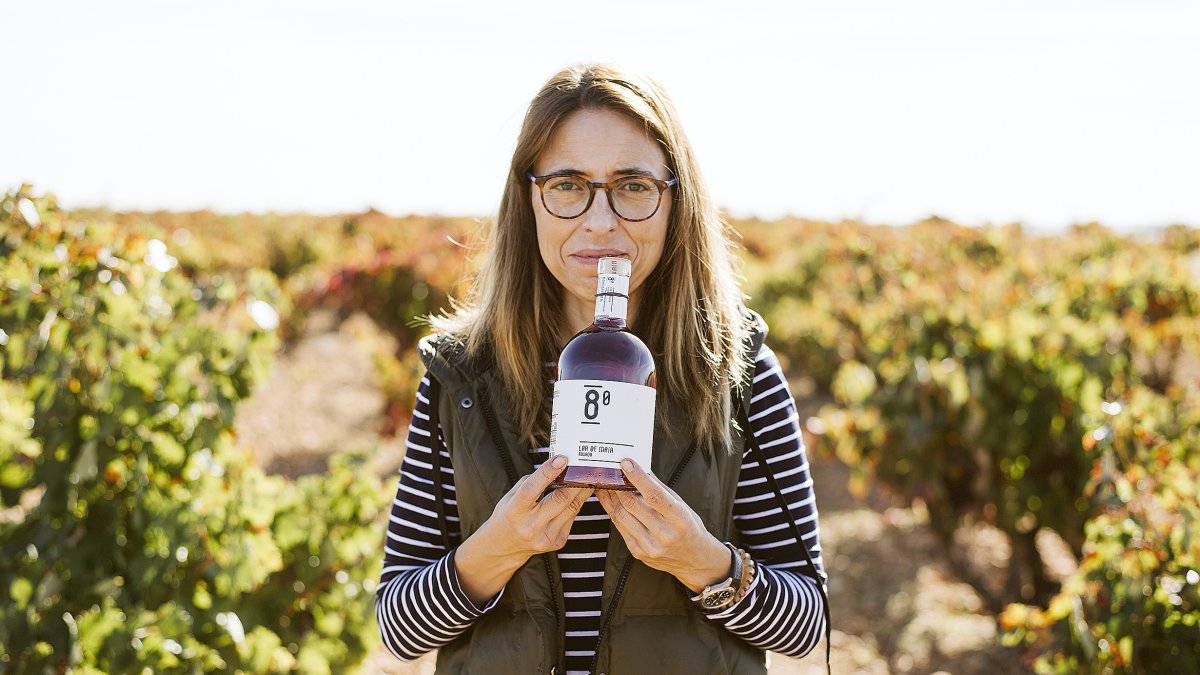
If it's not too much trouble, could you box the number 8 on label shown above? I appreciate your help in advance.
[583,388,612,420]
[584,389,599,420]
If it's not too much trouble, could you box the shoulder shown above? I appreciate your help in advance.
[740,307,769,357]
[729,307,771,415]
[738,305,770,375]
[417,332,482,389]
[743,306,768,336]
[417,332,466,364]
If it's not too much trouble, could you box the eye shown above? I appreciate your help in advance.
[547,177,585,192]
[619,178,655,193]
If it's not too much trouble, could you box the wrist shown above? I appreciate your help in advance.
[455,526,530,605]
[680,537,736,594]
[463,522,530,571]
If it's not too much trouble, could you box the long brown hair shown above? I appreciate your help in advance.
[431,63,751,454]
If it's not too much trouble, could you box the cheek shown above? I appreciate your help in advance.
[534,212,567,275]
[647,203,671,256]
[532,189,553,257]
[631,218,669,291]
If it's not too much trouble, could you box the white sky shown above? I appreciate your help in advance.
[4,0,1199,230]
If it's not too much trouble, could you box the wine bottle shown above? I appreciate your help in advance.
[550,256,657,491]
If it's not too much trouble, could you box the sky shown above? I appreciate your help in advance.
[4,0,1199,230]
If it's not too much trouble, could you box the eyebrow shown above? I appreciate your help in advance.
[540,167,659,179]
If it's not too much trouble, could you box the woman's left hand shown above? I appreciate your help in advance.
[595,459,733,594]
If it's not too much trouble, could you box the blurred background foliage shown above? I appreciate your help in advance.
[2,185,1197,673]
[1,188,387,673]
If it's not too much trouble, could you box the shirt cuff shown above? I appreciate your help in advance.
[445,547,505,616]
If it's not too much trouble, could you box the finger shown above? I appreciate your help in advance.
[620,459,679,518]
[610,488,669,530]
[495,473,531,510]
[547,487,592,547]
[545,489,593,542]
[517,455,568,506]
[536,486,592,522]
[598,492,656,561]
[596,490,654,548]
[540,486,592,508]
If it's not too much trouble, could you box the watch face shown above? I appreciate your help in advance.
[702,589,735,608]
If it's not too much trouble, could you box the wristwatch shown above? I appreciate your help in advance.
[691,542,743,611]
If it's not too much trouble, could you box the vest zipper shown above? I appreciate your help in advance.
[423,378,453,550]
[477,384,565,673]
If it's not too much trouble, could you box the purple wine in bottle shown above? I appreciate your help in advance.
[550,256,657,491]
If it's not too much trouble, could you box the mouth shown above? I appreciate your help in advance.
[570,249,629,265]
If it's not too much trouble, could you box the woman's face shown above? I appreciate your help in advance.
[532,108,671,329]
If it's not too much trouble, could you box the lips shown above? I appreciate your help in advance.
[570,249,629,264]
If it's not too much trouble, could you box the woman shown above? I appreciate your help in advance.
[376,64,828,674]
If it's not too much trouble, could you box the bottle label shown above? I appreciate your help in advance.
[594,273,629,321]
[549,379,655,469]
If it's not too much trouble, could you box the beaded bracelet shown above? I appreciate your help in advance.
[731,549,756,605]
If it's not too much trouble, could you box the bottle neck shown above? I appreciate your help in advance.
[594,272,630,328]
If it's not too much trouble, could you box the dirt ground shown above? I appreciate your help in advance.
[236,311,1033,674]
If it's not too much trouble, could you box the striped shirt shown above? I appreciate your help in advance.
[376,344,827,673]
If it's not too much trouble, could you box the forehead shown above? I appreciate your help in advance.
[536,108,668,175]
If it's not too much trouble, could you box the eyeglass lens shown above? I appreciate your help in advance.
[541,176,663,220]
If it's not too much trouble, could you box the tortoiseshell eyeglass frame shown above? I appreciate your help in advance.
[527,171,679,222]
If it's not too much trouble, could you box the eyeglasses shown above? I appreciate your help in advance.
[528,172,678,222]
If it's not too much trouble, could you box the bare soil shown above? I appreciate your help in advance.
[236,311,1033,674]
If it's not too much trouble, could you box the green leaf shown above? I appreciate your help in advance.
[10,577,33,609]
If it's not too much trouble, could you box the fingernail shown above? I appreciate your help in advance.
[552,455,566,468]
[621,459,633,471]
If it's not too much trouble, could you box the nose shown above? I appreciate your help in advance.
[581,187,619,233]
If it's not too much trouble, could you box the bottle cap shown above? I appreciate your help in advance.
[598,256,632,277]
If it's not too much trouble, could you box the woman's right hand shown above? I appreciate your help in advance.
[454,455,593,606]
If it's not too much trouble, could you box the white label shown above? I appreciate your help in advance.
[549,379,655,469]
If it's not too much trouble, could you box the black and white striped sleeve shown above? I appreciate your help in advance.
[703,343,828,658]
[375,374,503,661]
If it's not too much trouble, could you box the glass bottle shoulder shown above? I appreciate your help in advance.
[557,324,656,387]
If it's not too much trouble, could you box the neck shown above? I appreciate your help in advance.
[563,296,594,338]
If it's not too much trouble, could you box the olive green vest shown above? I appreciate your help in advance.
[417,313,768,675]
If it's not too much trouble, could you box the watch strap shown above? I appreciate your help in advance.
[691,542,743,610]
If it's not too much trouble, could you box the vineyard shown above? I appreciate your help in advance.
[2,184,1198,673]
